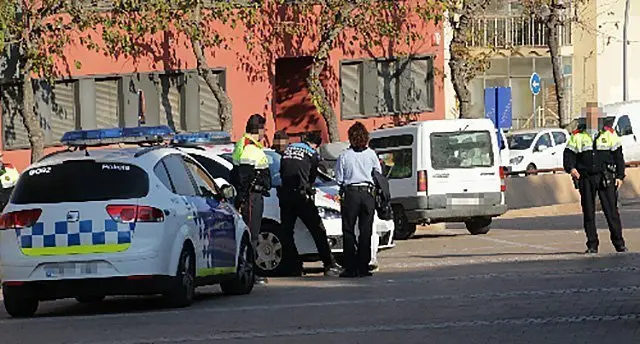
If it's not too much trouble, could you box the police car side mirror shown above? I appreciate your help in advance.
[221,184,237,200]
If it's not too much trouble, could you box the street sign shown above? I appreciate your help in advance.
[484,87,512,129]
[529,72,541,95]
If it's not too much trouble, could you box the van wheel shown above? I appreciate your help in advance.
[525,164,538,176]
[164,245,196,308]
[392,205,417,240]
[255,223,300,277]
[3,288,38,318]
[221,234,255,295]
[465,217,492,235]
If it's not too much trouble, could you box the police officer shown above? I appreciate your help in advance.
[272,130,289,156]
[563,102,627,254]
[231,114,272,283]
[335,122,381,277]
[279,132,342,277]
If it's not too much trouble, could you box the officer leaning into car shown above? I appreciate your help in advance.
[563,102,628,254]
[279,132,342,277]
[231,114,272,283]
[335,122,381,277]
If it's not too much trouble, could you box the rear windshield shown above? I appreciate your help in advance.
[430,131,494,169]
[11,160,149,204]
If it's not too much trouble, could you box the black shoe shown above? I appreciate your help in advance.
[585,248,598,254]
[358,271,373,277]
[616,246,629,253]
[339,270,358,278]
[324,264,342,277]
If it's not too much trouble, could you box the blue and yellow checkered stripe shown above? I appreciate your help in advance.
[15,220,136,256]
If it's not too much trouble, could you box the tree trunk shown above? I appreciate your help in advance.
[546,6,566,128]
[20,69,44,163]
[449,7,474,119]
[191,37,233,133]
[308,58,340,142]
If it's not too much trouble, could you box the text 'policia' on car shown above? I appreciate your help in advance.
[0,126,255,318]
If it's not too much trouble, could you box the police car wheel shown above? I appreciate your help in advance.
[221,234,255,295]
[164,245,196,308]
[3,288,38,318]
[255,223,298,277]
[465,217,492,235]
[75,295,105,304]
[392,205,416,241]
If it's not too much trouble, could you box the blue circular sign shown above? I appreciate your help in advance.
[530,72,541,95]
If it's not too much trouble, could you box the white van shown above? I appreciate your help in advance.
[369,119,508,240]
[567,101,640,162]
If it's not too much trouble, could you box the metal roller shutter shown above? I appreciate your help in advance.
[1,84,28,149]
[199,73,222,131]
[50,81,76,143]
[409,57,434,112]
[95,78,120,128]
[158,74,183,131]
[341,62,361,117]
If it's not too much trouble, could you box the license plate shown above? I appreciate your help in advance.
[448,198,482,205]
[44,262,98,278]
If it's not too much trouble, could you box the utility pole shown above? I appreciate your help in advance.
[623,0,630,101]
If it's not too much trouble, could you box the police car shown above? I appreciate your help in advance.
[172,132,395,277]
[0,126,255,318]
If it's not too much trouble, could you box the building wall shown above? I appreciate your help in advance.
[0,6,445,171]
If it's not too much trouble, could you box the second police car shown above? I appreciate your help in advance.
[0,126,255,317]
[171,132,395,276]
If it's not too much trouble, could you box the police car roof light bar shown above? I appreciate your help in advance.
[172,131,231,145]
[60,126,174,147]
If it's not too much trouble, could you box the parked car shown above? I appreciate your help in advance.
[506,128,569,174]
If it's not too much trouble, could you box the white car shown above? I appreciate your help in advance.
[0,126,255,318]
[507,128,569,174]
[173,136,395,276]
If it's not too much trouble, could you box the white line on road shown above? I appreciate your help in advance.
[68,313,640,343]
[474,235,557,251]
[1,285,638,325]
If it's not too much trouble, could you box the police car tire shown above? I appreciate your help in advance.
[255,223,299,277]
[3,290,38,318]
[220,234,255,295]
[392,205,416,241]
[465,217,492,235]
[164,246,196,308]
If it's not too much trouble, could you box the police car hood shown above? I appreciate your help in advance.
[315,183,341,211]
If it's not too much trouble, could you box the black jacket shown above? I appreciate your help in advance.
[280,142,319,193]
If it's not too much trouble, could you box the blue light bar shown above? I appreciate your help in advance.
[60,126,174,147]
[173,131,231,145]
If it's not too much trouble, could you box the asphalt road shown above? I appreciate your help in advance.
[2,204,640,343]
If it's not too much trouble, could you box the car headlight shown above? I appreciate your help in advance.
[509,156,524,165]
[318,206,341,220]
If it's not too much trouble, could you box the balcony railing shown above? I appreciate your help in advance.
[469,16,572,49]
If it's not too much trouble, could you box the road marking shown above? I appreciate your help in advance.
[474,235,556,251]
[69,313,640,343]
[1,285,638,325]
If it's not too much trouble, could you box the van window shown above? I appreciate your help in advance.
[11,161,149,204]
[378,149,412,179]
[370,135,414,149]
[430,131,494,169]
[616,115,633,136]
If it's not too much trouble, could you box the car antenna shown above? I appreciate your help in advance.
[460,124,470,132]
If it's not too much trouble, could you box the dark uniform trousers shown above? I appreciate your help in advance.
[240,192,264,247]
[341,185,375,274]
[279,191,334,268]
[579,174,624,249]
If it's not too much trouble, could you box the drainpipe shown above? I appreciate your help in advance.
[623,0,630,101]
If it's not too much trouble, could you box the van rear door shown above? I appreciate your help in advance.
[428,129,502,205]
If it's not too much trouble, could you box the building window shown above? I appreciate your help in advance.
[49,81,77,143]
[158,73,184,131]
[407,57,435,112]
[1,84,28,150]
[377,59,400,114]
[340,61,363,117]
[95,78,120,129]
[199,70,226,131]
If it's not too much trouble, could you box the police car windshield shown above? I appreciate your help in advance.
[507,133,536,150]
[11,160,149,204]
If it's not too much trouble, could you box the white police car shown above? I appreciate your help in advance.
[0,126,255,318]
[172,132,395,276]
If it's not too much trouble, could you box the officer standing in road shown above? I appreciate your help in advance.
[335,122,381,277]
[564,102,627,254]
[279,132,342,277]
[231,114,272,283]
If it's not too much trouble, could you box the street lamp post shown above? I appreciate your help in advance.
[623,0,630,101]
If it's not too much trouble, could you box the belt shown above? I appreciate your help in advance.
[345,184,372,191]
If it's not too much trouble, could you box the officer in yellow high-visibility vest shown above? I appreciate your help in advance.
[231,114,271,283]
[563,102,627,254]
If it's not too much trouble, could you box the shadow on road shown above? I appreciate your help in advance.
[410,251,583,259]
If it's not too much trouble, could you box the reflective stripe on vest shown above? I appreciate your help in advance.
[566,130,621,153]
[231,134,269,169]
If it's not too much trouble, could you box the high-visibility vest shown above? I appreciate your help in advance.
[231,134,269,169]
[566,128,622,153]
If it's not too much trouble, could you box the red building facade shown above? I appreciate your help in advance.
[0,6,445,171]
